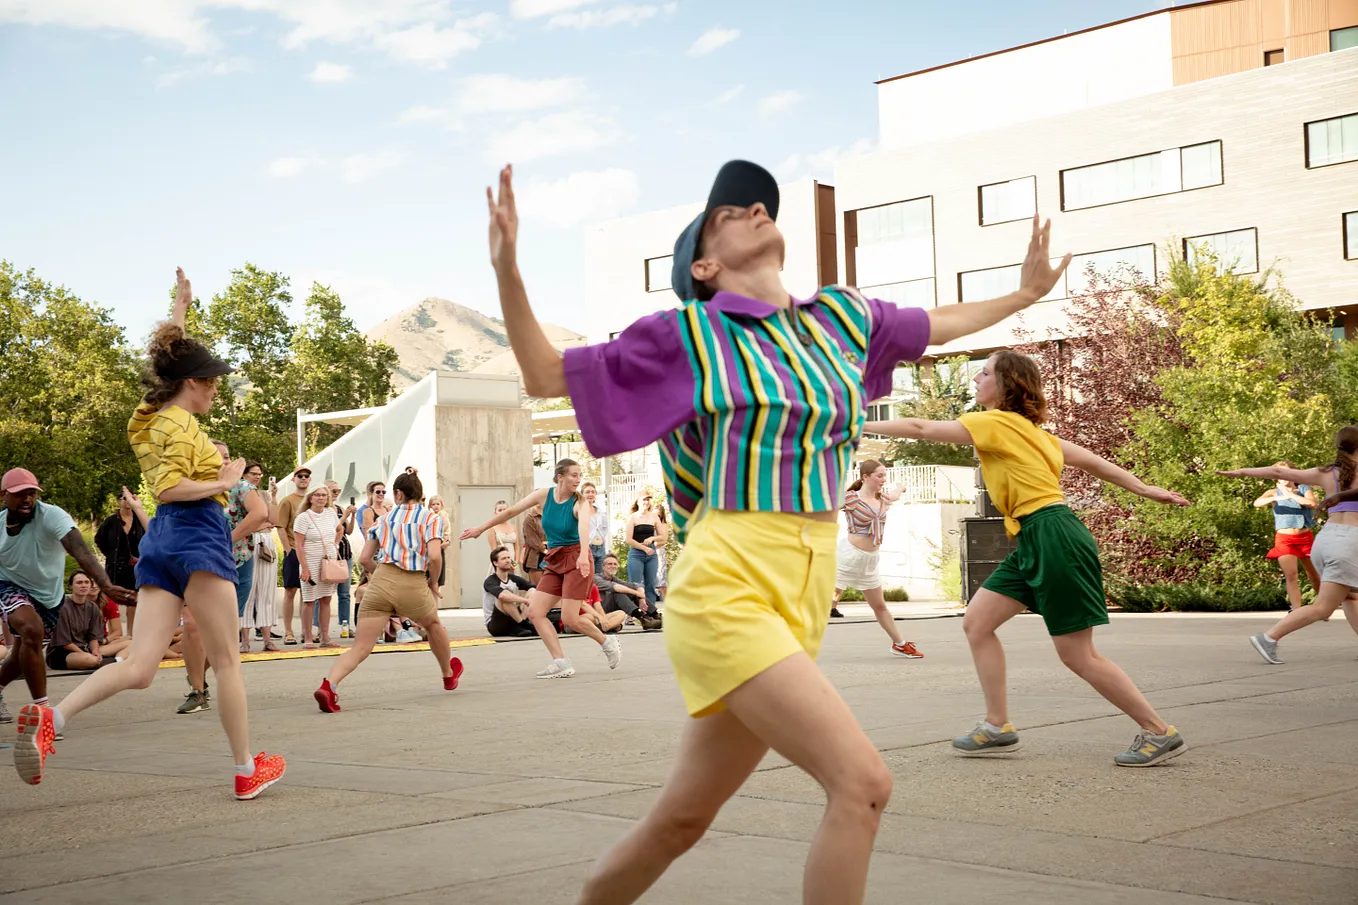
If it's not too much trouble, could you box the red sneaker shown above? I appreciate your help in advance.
[443,657,465,691]
[14,704,56,786]
[891,641,924,659]
[234,752,286,800]
[314,680,340,713]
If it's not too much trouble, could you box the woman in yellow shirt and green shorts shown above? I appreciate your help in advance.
[867,350,1191,767]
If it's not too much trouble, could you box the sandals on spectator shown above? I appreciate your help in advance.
[320,641,342,649]
[239,642,251,654]
[284,632,297,645]
[262,642,281,653]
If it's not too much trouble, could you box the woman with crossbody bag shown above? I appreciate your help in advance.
[293,485,344,649]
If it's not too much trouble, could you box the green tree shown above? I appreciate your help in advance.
[887,358,978,466]
[0,261,142,519]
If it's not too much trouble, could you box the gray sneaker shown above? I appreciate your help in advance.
[1115,726,1186,767]
[952,721,1021,755]
[535,659,576,679]
[176,687,210,714]
[0,692,11,724]
[1250,633,1283,665]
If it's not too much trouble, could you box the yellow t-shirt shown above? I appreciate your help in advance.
[958,410,1064,538]
[127,404,226,506]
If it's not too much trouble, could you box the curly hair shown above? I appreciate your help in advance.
[990,350,1048,425]
[141,322,217,409]
[1333,426,1358,493]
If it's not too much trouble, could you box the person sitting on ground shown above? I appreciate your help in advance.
[46,572,131,671]
[483,546,537,638]
[593,554,662,630]
[582,582,626,634]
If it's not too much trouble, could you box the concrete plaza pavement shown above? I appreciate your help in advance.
[5,610,1356,904]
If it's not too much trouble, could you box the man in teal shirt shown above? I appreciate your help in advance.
[0,468,135,723]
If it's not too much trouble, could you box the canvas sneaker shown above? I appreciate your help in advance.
[177,687,209,714]
[535,659,576,679]
[14,703,56,785]
[1114,727,1186,767]
[234,752,286,800]
[952,720,1021,755]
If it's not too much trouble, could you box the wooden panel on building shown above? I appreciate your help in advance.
[1287,30,1332,59]
[815,182,838,287]
[1290,0,1331,35]
[1332,0,1358,29]
[1261,0,1287,45]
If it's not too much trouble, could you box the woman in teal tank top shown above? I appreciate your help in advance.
[462,458,619,678]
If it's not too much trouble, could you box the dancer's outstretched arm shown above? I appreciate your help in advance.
[462,488,548,540]
[487,165,567,398]
[1062,441,1189,505]
[1218,464,1331,487]
[926,214,1072,346]
[863,418,973,444]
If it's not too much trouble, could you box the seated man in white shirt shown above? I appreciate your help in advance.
[483,546,537,638]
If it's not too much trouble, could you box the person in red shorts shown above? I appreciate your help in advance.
[1252,463,1322,612]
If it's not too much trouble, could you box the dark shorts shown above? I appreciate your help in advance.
[45,646,90,671]
[486,608,537,638]
[981,504,1109,636]
[282,550,301,589]
[134,501,238,600]
[0,582,62,634]
[536,544,593,600]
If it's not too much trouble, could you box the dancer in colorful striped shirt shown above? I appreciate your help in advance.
[488,160,1072,904]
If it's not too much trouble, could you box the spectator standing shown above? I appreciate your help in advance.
[293,485,340,649]
[94,487,147,635]
[428,495,452,600]
[483,546,537,638]
[486,500,519,571]
[625,492,665,608]
[654,503,672,603]
[521,504,546,584]
[242,468,281,654]
[327,480,357,637]
[584,483,609,575]
[227,462,270,654]
[46,572,131,670]
[275,466,312,645]
[357,480,392,539]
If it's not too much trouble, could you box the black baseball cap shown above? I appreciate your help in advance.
[157,346,234,381]
[670,160,780,302]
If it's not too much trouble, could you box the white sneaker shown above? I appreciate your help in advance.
[601,636,622,669]
[536,659,576,679]
[395,629,420,643]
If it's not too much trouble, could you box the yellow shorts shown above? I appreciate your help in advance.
[663,509,838,718]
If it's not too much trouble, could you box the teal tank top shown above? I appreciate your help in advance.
[542,488,581,549]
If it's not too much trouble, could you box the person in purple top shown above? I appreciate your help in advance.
[485,160,1070,905]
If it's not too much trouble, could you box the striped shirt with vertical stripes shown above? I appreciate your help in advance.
[368,503,444,572]
[564,286,931,542]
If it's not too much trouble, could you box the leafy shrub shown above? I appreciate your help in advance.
[839,588,864,602]
[1107,583,1287,613]
[883,587,910,602]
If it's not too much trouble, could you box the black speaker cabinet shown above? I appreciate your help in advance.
[975,467,1003,518]
[960,517,1017,602]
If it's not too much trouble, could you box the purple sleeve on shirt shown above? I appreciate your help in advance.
[563,310,699,458]
[862,299,932,400]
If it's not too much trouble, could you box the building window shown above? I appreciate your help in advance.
[862,278,937,309]
[957,261,1066,304]
[1264,49,1284,66]
[1306,113,1358,168]
[645,255,672,293]
[851,197,935,288]
[978,176,1036,226]
[609,331,622,341]
[1332,322,1348,343]
[1068,244,1156,296]
[1346,211,1358,260]
[1184,228,1258,274]
[1332,26,1358,52]
[1060,140,1222,210]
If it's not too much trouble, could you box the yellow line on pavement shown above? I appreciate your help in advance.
[156,638,496,669]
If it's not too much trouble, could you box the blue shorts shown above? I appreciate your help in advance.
[135,500,238,600]
[235,559,254,616]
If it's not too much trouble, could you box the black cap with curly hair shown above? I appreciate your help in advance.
[141,323,234,408]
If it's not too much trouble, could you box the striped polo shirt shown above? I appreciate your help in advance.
[564,286,931,541]
[368,503,444,572]
[127,404,226,506]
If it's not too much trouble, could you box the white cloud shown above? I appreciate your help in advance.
[510,0,596,19]
[484,111,620,163]
[267,155,320,178]
[688,26,738,56]
[308,61,352,83]
[370,15,494,69]
[714,85,743,105]
[397,104,448,124]
[0,0,219,53]
[774,138,876,181]
[341,148,410,183]
[757,89,802,117]
[515,168,640,229]
[157,55,251,88]
[549,2,675,28]
[456,74,587,114]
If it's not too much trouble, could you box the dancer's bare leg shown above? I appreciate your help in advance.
[862,587,903,646]
[57,591,182,718]
[561,599,607,645]
[326,615,383,686]
[1051,628,1167,734]
[1341,591,1358,637]
[579,653,891,905]
[1264,582,1349,640]
[415,612,453,678]
[528,590,566,660]
[1278,555,1303,610]
[184,573,252,764]
[961,589,1026,727]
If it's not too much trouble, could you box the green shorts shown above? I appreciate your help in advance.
[981,504,1108,636]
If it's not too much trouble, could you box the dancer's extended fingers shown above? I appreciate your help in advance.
[500,164,515,207]
[486,185,496,213]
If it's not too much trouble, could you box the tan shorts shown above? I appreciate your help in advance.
[357,563,436,622]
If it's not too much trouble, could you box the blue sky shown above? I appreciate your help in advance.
[0,0,1159,341]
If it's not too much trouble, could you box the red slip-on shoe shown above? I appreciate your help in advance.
[314,680,340,713]
[14,704,56,786]
[234,752,286,800]
[443,657,465,691]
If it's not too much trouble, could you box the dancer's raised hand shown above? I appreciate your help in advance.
[1141,486,1191,507]
[487,164,519,272]
[460,525,484,541]
[218,456,246,489]
[1017,214,1072,302]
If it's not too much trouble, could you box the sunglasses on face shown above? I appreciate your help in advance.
[374,490,386,495]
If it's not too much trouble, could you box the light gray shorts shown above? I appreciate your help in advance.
[1309,524,1358,589]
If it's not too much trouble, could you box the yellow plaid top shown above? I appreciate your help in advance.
[128,404,225,506]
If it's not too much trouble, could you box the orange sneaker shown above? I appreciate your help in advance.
[891,641,924,659]
[234,752,286,800]
[14,704,56,785]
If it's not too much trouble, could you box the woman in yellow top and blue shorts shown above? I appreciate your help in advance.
[867,350,1191,768]
[13,269,285,801]
[486,160,1072,904]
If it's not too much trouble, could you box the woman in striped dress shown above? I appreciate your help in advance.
[486,160,1070,905]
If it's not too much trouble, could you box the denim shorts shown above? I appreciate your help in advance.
[135,500,238,600]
